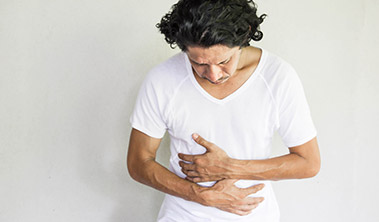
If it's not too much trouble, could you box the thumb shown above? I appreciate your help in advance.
[192,133,213,151]
[240,183,265,197]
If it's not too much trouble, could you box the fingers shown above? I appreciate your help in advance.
[240,183,265,197]
[178,133,213,162]
[182,169,198,177]
[186,176,211,183]
[179,161,202,179]
[178,153,195,162]
[243,196,265,205]
[230,209,252,216]
[180,160,219,182]
[228,197,263,216]
[218,200,261,216]
[179,161,195,171]
[179,162,202,181]
[233,202,259,212]
[235,203,259,216]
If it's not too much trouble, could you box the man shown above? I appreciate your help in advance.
[127,0,320,221]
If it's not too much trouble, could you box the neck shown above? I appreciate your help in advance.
[238,46,262,70]
[236,47,248,70]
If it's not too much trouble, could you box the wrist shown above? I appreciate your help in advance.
[223,156,237,179]
[189,183,210,206]
[224,158,255,180]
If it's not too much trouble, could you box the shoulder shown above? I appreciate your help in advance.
[140,52,190,101]
[258,49,300,89]
[146,52,189,86]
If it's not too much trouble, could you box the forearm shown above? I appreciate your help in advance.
[127,129,208,205]
[225,153,318,181]
[128,158,204,203]
[127,129,272,215]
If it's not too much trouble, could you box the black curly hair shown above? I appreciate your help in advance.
[156,0,266,51]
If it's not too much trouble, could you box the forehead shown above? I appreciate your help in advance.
[186,45,239,64]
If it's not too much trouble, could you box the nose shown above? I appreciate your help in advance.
[205,65,223,82]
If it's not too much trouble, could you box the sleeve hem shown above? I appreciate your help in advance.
[131,123,166,139]
[284,131,317,148]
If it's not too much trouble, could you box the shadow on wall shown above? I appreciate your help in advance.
[107,135,171,222]
[68,28,174,220]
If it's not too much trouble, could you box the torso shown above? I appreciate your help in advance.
[130,49,307,221]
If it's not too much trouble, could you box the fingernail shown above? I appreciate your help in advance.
[192,133,199,139]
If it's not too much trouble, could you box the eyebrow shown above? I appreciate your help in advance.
[190,57,230,65]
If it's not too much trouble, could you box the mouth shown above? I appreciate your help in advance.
[205,76,230,85]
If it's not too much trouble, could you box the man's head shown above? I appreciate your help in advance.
[186,45,242,84]
[156,0,266,51]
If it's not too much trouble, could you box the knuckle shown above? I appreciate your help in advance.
[194,158,204,165]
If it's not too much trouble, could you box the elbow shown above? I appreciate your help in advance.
[127,166,137,182]
[306,165,320,178]
[127,163,144,183]
[127,161,136,181]
[304,160,321,178]
[127,156,141,182]
[127,155,153,184]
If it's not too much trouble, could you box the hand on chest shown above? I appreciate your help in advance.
[167,83,277,158]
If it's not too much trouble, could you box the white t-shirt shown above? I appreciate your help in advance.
[130,49,317,222]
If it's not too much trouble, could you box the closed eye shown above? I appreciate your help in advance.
[190,60,206,66]
[219,59,230,65]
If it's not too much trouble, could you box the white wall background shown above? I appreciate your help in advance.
[1,0,378,221]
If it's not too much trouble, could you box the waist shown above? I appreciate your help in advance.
[160,182,279,221]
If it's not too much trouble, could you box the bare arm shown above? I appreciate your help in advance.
[179,134,321,182]
[127,128,265,216]
[127,128,198,200]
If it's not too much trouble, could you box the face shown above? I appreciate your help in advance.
[186,45,242,85]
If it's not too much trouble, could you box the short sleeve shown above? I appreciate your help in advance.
[275,65,317,147]
[130,71,167,139]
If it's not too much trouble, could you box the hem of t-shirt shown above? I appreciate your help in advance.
[131,123,165,139]
[285,131,317,148]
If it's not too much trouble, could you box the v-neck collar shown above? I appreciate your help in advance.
[184,48,266,105]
